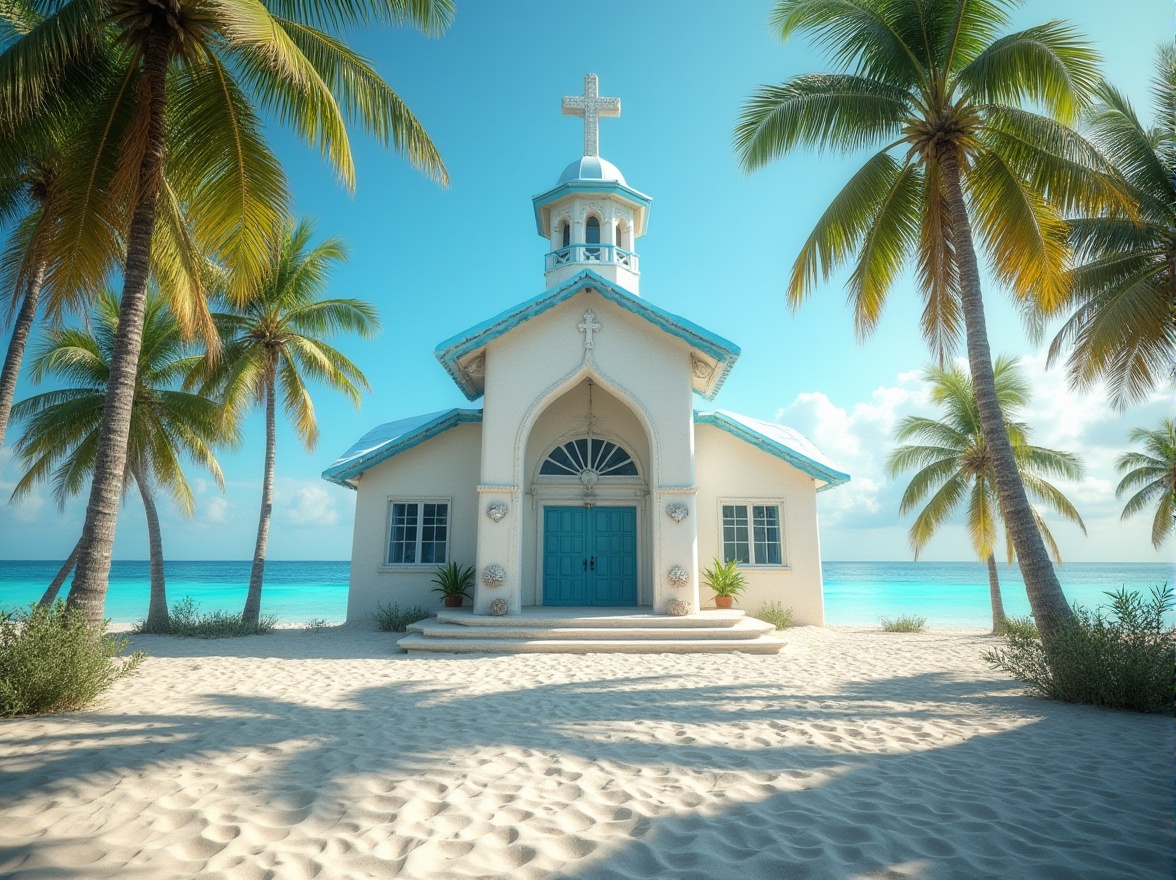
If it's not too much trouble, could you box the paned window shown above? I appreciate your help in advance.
[387,501,449,565]
[722,502,783,566]
[540,438,639,477]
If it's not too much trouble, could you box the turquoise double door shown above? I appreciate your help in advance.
[542,506,638,606]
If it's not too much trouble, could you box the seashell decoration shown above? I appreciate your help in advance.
[486,501,509,522]
[488,598,508,617]
[667,565,690,588]
[482,564,506,588]
[666,502,689,523]
[665,598,691,617]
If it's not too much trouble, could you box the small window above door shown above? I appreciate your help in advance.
[540,437,639,477]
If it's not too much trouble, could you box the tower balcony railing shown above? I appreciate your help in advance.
[545,243,639,273]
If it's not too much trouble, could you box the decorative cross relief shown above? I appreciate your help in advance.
[578,309,602,349]
[562,73,620,157]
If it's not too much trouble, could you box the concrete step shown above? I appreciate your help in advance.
[397,632,786,655]
[407,617,774,641]
[435,608,747,629]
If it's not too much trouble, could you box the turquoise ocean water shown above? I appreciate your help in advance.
[0,560,1171,627]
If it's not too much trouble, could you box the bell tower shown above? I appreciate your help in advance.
[531,74,652,294]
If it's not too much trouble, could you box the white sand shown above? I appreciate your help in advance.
[0,625,1170,879]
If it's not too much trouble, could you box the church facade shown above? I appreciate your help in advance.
[323,75,849,626]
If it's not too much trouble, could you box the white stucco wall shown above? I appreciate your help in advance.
[694,425,826,626]
[345,422,482,623]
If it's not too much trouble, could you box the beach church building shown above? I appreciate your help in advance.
[323,75,849,651]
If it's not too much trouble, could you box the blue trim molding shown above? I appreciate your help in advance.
[434,270,741,401]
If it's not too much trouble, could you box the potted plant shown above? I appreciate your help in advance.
[701,558,747,609]
[431,562,475,608]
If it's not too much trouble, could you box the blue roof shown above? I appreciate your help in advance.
[321,408,483,488]
[434,270,740,401]
[695,410,850,491]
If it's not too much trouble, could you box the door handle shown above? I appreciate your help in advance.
[583,558,587,571]
[590,557,596,571]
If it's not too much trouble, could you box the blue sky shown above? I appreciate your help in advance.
[1,0,1172,564]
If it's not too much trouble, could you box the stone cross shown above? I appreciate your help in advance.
[562,73,620,157]
[578,309,601,349]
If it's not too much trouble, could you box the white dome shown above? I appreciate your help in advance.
[557,156,626,185]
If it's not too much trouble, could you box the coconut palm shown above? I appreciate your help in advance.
[1115,418,1176,549]
[0,0,450,625]
[1048,45,1176,410]
[9,290,232,631]
[200,218,377,624]
[887,357,1085,632]
[733,0,1123,638]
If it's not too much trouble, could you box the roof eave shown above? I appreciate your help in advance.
[694,411,851,489]
[320,409,484,486]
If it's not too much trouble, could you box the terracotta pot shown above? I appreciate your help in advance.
[714,596,734,609]
[443,595,464,608]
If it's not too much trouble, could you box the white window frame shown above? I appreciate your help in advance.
[381,498,453,570]
[718,499,789,568]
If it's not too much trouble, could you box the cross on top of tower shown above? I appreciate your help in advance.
[562,73,620,158]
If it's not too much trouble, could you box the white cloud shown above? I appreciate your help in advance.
[200,495,232,524]
[281,484,340,528]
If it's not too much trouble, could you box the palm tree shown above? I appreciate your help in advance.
[887,357,1085,632]
[9,290,231,631]
[0,0,450,625]
[1048,45,1176,410]
[201,218,377,624]
[1115,418,1176,549]
[733,0,1122,639]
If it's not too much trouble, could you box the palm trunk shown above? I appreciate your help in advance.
[65,28,172,627]
[986,553,1006,634]
[939,149,1075,640]
[39,539,82,607]
[0,259,46,448]
[242,374,276,624]
[134,465,169,632]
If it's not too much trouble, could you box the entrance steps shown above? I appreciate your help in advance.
[397,608,785,655]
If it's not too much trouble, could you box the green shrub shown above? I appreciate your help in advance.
[755,601,795,630]
[133,597,277,638]
[701,558,748,598]
[984,586,1176,715]
[0,602,145,717]
[997,615,1039,639]
[373,603,430,632]
[303,618,331,631]
[881,614,927,633]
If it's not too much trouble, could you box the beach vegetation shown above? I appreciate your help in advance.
[887,358,1085,633]
[0,0,450,627]
[1114,418,1175,549]
[373,603,430,633]
[755,601,795,630]
[194,219,378,625]
[881,615,928,633]
[996,615,1039,640]
[303,618,331,631]
[135,596,276,638]
[701,558,749,605]
[1045,46,1176,410]
[9,291,233,632]
[0,601,144,717]
[430,562,475,605]
[734,0,1124,640]
[985,586,1176,714]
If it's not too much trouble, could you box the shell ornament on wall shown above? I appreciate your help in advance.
[667,565,689,588]
[482,564,506,588]
[486,502,509,522]
[666,503,689,523]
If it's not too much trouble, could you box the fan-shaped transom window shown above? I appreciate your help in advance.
[540,437,639,478]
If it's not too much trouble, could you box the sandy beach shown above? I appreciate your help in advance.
[0,625,1170,879]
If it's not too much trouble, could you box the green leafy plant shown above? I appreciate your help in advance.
[755,601,795,631]
[701,558,748,598]
[997,615,1039,640]
[985,586,1176,714]
[0,602,144,717]
[373,603,430,633]
[134,597,276,639]
[881,615,927,633]
[430,562,476,600]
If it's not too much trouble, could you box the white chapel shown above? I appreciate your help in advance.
[323,75,849,648]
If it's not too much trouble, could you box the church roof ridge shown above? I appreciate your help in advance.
[694,409,851,491]
[434,270,740,402]
[322,407,483,488]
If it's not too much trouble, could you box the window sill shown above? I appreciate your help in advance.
[378,565,445,573]
[735,565,792,572]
